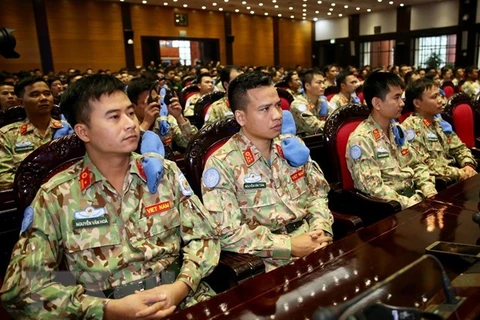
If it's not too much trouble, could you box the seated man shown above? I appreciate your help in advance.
[201,72,333,272]
[203,65,242,126]
[461,65,480,96]
[402,78,477,182]
[0,81,17,110]
[0,76,70,189]
[126,78,197,150]
[0,75,220,319]
[284,71,303,98]
[290,68,334,135]
[183,73,214,117]
[346,72,437,210]
[330,70,360,109]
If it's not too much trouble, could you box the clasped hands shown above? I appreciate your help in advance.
[291,229,332,257]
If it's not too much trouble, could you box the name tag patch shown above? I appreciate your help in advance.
[145,201,171,217]
[73,217,110,229]
[14,141,34,153]
[73,206,109,229]
[376,147,389,159]
[291,169,305,182]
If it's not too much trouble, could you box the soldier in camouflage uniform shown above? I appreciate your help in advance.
[1,75,220,319]
[403,78,477,182]
[329,70,360,109]
[346,72,437,210]
[203,66,242,127]
[183,73,214,117]
[0,77,69,189]
[290,69,335,135]
[202,72,333,272]
[461,66,480,97]
[126,78,197,149]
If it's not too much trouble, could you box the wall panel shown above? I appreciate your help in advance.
[0,0,41,72]
[411,0,458,31]
[231,14,274,66]
[359,9,397,36]
[278,19,312,68]
[315,18,349,41]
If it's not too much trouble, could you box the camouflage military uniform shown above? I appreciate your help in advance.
[346,115,437,210]
[203,96,233,126]
[151,114,198,149]
[286,88,302,98]
[0,118,65,189]
[290,94,335,135]
[0,153,220,319]
[184,93,201,117]
[201,131,333,272]
[330,92,351,109]
[461,80,480,96]
[402,113,477,181]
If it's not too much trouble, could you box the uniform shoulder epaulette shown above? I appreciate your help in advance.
[0,121,23,134]
[41,159,82,193]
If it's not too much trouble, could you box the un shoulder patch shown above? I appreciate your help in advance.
[407,129,416,141]
[21,206,34,233]
[297,104,307,112]
[203,168,221,189]
[179,172,193,196]
[349,145,362,160]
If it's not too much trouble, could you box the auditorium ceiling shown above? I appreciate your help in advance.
[96,0,444,20]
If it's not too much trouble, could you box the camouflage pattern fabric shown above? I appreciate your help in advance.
[0,153,220,319]
[330,92,351,109]
[0,118,65,189]
[286,88,303,98]
[201,131,333,272]
[346,115,437,210]
[203,96,233,126]
[461,80,480,96]
[290,94,335,135]
[152,114,198,149]
[402,113,477,181]
[183,93,201,117]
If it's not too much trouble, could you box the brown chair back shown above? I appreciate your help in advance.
[179,84,200,108]
[193,91,225,129]
[276,88,294,111]
[0,105,61,128]
[444,92,475,148]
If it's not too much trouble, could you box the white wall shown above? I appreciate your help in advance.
[411,0,459,30]
[359,9,397,36]
[315,17,348,41]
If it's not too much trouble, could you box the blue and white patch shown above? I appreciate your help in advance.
[203,168,221,189]
[407,129,416,141]
[297,104,307,112]
[426,132,438,141]
[349,145,362,160]
[244,173,262,183]
[179,172,193,196]
[15,140,32,148]
[20,206,34,233]
[204,113,210,122]
[74,206,106,220]
[224,111,233,117]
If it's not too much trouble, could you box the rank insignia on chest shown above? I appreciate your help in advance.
[145,201,171,217]
[243,148,255,165]
[19,124,28,135]
[14,140,34,153]
[401,148,409,156]
[423,118,432,127]
[73,206,109,229]
[79,168,91,192]
[376,147,389,159]
[290,169,305,182]
[373,129,381,140]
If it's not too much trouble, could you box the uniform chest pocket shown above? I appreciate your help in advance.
[137,208,181,239]
[425,139,444,153]
[236,186,275,209]
[63,220,121,256]
[286,171,308,201]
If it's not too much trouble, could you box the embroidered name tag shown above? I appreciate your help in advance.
[376,147,389,159]
[291,169,305,182]
[73,217,109,229]
[244,182,267,189]
[14,141,34,153]
[145,201,171,217]
[426,132,438,141]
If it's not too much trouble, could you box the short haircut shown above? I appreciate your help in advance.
[196,72,211,84]
[60,74,125,127]
[404,71,419,84]
[126,77,151,105]
[14,76,47,98]
[465,65,478,77]
[284,70,297,84]
[220,65,239,86]
[228,71,272,113]
[323,64,336,75]
[404,78,437,112]
[425,71,438,81]
[47,76,62,87]
[300,68,324,90]
[336,70,354,90]
[440,67,452,79]
[363,72,404,110]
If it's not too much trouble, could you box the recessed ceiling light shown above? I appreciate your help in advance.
[331,3,335,6]
[290,15,294,18]
[302,8,306,12]
[173,0,177,2]
[378,0,382,2]
[224,0,229,2]
[246,6,250,9]
[313,17,318,21]
[250,10,254,14]
[241,1,246,4]
[212,2,217,6]
[142,0,147,3]
[344,5,348,8]
[302,3,307,7]
[317,0,322,3]
[400,3,404,6]
[264,12,268,15]
[389,1,394,4]
[219,8,223,11]
[289,7,293,10]
[235,8,239,12]
[339,13,343,16]
[163,2,168,4]
[120,0,124,2]
[327,12,331,15]
[202,5,206,9]
[329,8,333,11]
[274,4,279,8]
[315,10,319,13]
[259,2,263,6]
[303,17,306,19]
[272,0,277,2]
[367,8,371,12]
[278,13,282,17]
[356,7,360,10]
[302,12,306,16]
[183,3,187,7]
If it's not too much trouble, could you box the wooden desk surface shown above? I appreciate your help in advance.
[170,177,480,320]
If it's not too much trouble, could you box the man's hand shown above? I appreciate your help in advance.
[462,165,477,180]
[140,97,160,131]
[167,96,186,125]
[103,290,173,320]
[291,231,333,257]
[134,281,190,318]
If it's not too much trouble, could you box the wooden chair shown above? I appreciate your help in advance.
[325,86,339,101]
[179,84,200,108]
[193,91,225,129]
[0,105,61,128]
[441,81,456,99]
[276,87,294,111]
[274,80,289,90]
[182,75,196,88]
[324,103,402,226]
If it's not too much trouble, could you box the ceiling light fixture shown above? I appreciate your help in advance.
[367,8,371,12]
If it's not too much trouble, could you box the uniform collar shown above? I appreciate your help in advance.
[19,117,63,135]
[367,115,387,141]
[413,113,436,127]
[234,131,284,167]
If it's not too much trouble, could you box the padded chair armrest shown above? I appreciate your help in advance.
[204,251,265,293]
[328,188,401,226]
[470,147,480,161]
[331,211,364,240]
[435,176,456,191]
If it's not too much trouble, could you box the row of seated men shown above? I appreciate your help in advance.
[0,69,477,319]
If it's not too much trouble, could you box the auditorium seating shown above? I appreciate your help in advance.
[441,80,456,99]
[276,87,294,111]
[179,84,200,108]
[193,91,225,129]
[324,103,402,226]
[0,105,61,128]
[182,75,196,87]
[274,80,288,90]
[325,86,339,101]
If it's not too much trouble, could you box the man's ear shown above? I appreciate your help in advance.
[413,98,422,110]
[235,110,246,126]
[74,123,90,143]
[372,97,382,111]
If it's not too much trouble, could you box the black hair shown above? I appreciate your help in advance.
[404,78,437,112]
[300,68,324,90]
[47,76,62,87]
[60,74,125,127]
[465,65,478,77]
[220,65,240,87]
[196,72,212,84]
[336,70,354,90]
[363,72,404,110]
[284,70,297,84]
[228,71,273,113]
[404,71,419,85]
[14,76,47,98]
[425,71,438,81]
[126,77,151,105]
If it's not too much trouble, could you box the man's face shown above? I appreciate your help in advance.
[418,70,426,78]
[288,74,301,91]
[456,68,464,79]
[0,85,17,109]
[134,90,150,121]
[235,85,283,142]
[326,67,338,80]
[306,74,326,97]
[20,81,53,117]
[167,70,175,80]
[272,71,282,83]
[225,69,242,90]
[342,75,358,94]
[78,90,140,156]
[433,75,441,86]
[400,66,409,77]
[443,69,452,80]
[198,76,214,95]
[374,85,404,120]
[469,69,478,81]
[414,86,443,118]
[50,80,63,97]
